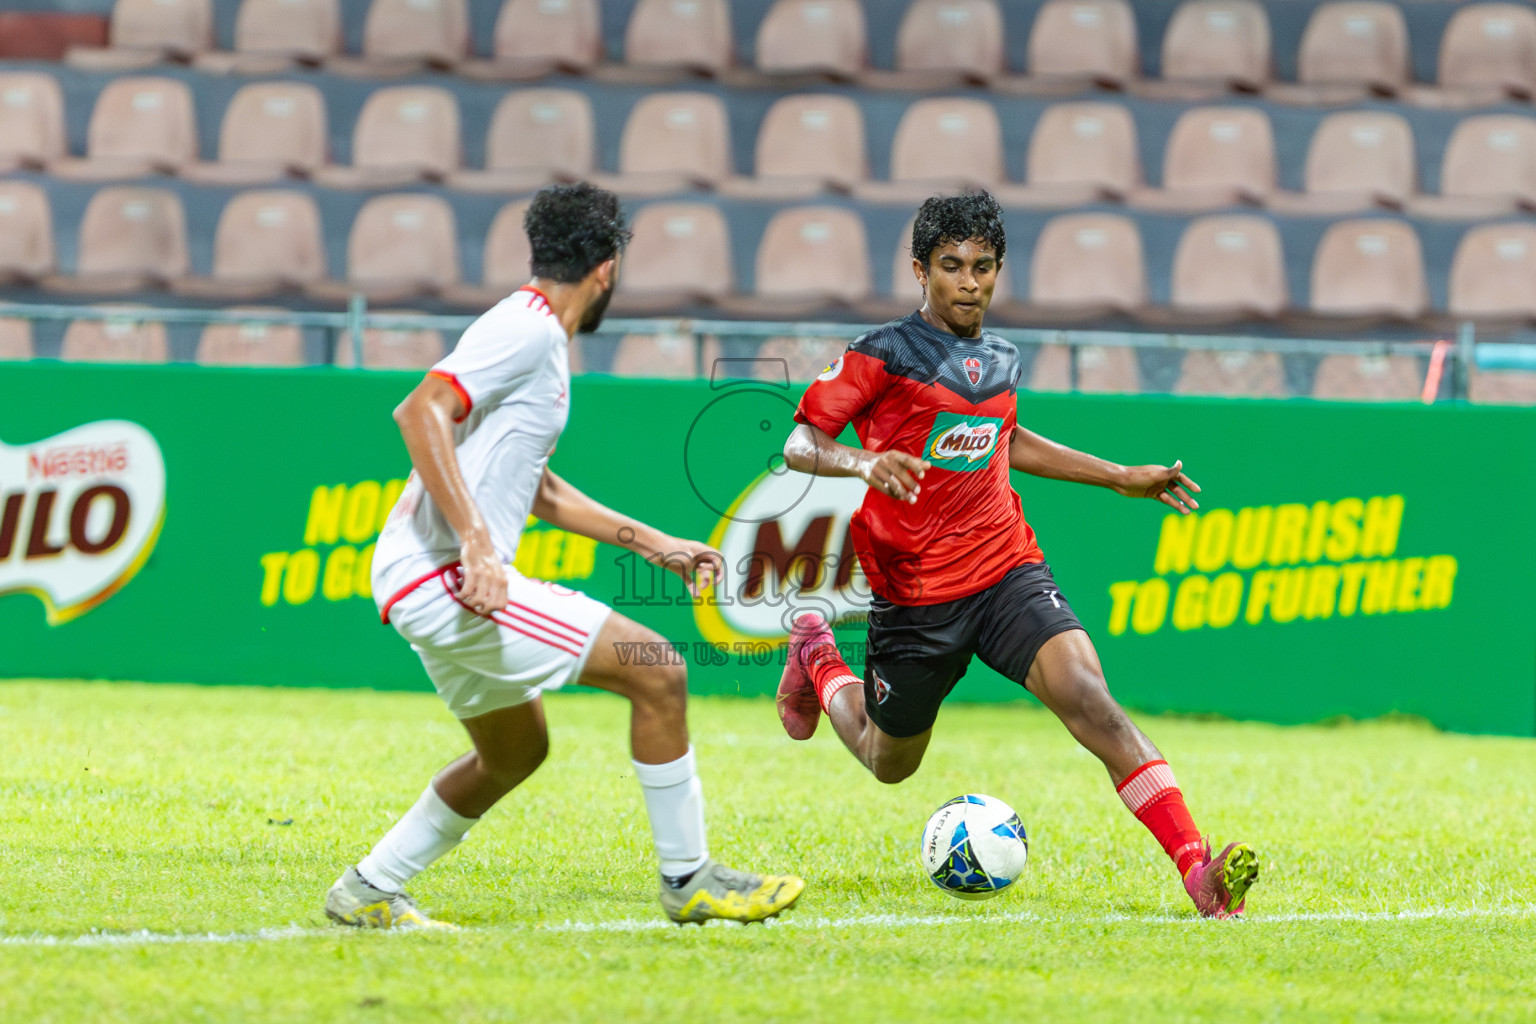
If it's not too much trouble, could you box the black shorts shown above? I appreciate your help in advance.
[862,561,1084,739]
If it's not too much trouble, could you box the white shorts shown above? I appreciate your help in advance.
[385,566,613,720]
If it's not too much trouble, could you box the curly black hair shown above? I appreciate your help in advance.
[524,183,632,283]
[910,191,1006,268]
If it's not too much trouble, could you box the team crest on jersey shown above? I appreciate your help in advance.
[872,671,891,705]
[962,356,984,387]
[923,412,1002,472]
[817,356,844,382]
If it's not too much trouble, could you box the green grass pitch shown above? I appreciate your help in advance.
[2,680,1534,1023]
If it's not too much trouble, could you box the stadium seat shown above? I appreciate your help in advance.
[857,98,1003,203]
[625,0,732,75]
[1002,101,1139,207]
[894,0,1005,79]
[492,0,603,70]
[53,186,188,293]
[450,89,594,193]
[179,82,328,186]
[1447,222,1536,319]
[339,0,469,70]
[1134,106,1275,211]
[0,182,55,284]
[614,203,733,305]
[1309,219,1427,319]
[190,190,327,295]
[1161,0,1271,88]
[1296,2,1411,92]
[1470,366,1536,404]
[313,86,461,189]
[195,309,305,366]
[756,336,846,381]
[755,0,866,77]
[597,92,732,195]
[482,199,533,292]
[1311,354,1422,400]
[335,311,445,368]
[61,308,169,363]
[1170,214,1286,316]
[344,195,460,299]
[1439,4,1536,97]
[67,0,213,70]
[1172,349,1286,397]
[721,94,866,199]
[229,0,341,65]
[1269,111,1416,214]
[51,76,198,181]
[1410,115,1536,219]
[1030,213,1145,311]
[1026,0,1139,84]
[0,13,109,60]
[0,317,33,360]
[890,215,1013,306]
[611,333,700,378]
[752,206,871,304]
[1027,343,1142,392]
[0,73,66,171]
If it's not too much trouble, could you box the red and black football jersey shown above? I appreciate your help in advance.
[795,312,1042,606]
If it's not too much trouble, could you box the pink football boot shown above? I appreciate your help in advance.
[775,613,836,741]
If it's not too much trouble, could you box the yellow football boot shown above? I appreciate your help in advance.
[658,859,805,925]
[324,867,457,930]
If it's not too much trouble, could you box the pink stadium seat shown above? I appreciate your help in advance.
[0,182,55,283]
[1311,354,1422,400]
[346,195,460,297]
[890,215,1013,306]
[493,0,603,69]
[1297,2,1410,91]
[1309,219,1427,318]
[1136,106,1275,211]
[1161,0,1271,87]
[1448,223,1536,319]
[721,95,866,199]
[1439,4,1536,96]
[857,98,1002,203]
[232,0,341,61]
[611,334,700,378]
[206,190,328,290]
[357,0,468,64]
[1172,350,1286,397]
[180,82,328,186]
[109,0,212,55]
[1270,111,1415,214]
[895,0,1005,78]
[1411,116,1536,219]
[625,0,732,74]
[0,317,33,360]
[1030,213,1145,310]
[0,73,66,170]
[755,0,866,77]
[1170,215,1286,316]
[754,207,871,302]
[1027,0,1139,83]
[336,312,445,369]
[599,92,732,195]
[1470,367,1536,405]
[61,309,169,363]
[314,86,461,189]
[617,203,733,302]
[482,199,533,292]
[51,76,197,181]
[451,89,594,193]
[1018,101,1140,204]
[756,336,847,381]
[196,310,305,366]
[64,186,189,291]
[1027,344,1142,393]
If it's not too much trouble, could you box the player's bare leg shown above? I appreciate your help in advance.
[580,612,804,924]
[826,687,932,784]
[1027,629,1257,918]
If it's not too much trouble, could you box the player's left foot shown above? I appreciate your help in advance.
[777,613,833,740]
[658,859,805,925]
[1183,839,1258,919]
[324,867,457,930]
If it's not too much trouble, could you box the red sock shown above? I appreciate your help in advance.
[1117,760,1204,878]
[801,637,860,712]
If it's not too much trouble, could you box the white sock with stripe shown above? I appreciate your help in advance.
[633,746,709,879]
[356,784,479,894]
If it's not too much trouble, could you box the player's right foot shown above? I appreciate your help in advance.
[658,859,805,925]
[777,613,833,740]
[324,866,456,930]
[1183,840,1258,919]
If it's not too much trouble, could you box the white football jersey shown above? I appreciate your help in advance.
[373,286,571,620]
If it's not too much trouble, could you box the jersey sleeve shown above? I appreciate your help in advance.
[428,309,556,420]
[794,340,886,438]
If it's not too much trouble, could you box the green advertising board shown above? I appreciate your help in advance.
[1,362,1533,735]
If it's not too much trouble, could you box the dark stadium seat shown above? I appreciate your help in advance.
[1026,0,1139,84]
[492,0,603,71]
[625,0,733,75]
[343,194,460,299]
[615,202,734,305]
[721,94,867,199]
[1296,2,1411,93]
[1001,101,1140,208]
[335,311,445,368]
[1309,219,1428,319]
[1170,214,1287,316]
[51,76,198,182]
[1133,106,1275,211]
[755,0,866,78]
[195,310,305,366]
[313,86,461,189]
[1268,110,1416,215]
[895,0,1005,79]
[1160,0,1272,89]
[595,91,732,196]
[1409,115,1536,220]
[451,89,595,193]
[1311,354,1422,399]
[67,0,213,71]
[1447,222,1536,319]
[179,82,329,186]
[0,182,54,285]
[856,97,1003,203]
[195,190,329,295]
[1172,349,1287,397]
[1438,4,1536,97]
[61,308,169,363]
[53,186,189,293]
[1030,212,1146,311]
[752,205,871,304]
[0,317,34,360]
[1028,343,1142,393]
[0,73,66,171]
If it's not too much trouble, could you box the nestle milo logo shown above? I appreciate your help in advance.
[925,413,1001,470]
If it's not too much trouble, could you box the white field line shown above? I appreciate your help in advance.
[4,904,1533,948]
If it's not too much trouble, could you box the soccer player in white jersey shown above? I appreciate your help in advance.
[325,184,803,928]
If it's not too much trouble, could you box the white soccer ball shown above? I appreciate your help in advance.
[920,794,1028,900]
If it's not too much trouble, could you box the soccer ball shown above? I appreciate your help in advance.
[920,794,1028,900]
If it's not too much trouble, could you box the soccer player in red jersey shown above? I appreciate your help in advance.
[775,192,1258,918]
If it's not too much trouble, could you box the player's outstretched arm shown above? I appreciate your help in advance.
[782,423,930,505]
[532,469,722,596]
[1007,425,1201,515]
[394,375,507,612]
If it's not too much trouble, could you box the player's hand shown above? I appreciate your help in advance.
[1115,459,1201,515]
[859,450,930,505]
[655,537,725,598]
[455,532,508,614]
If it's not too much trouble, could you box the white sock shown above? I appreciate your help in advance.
[633,747,709,878]
[356,784,479,894]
